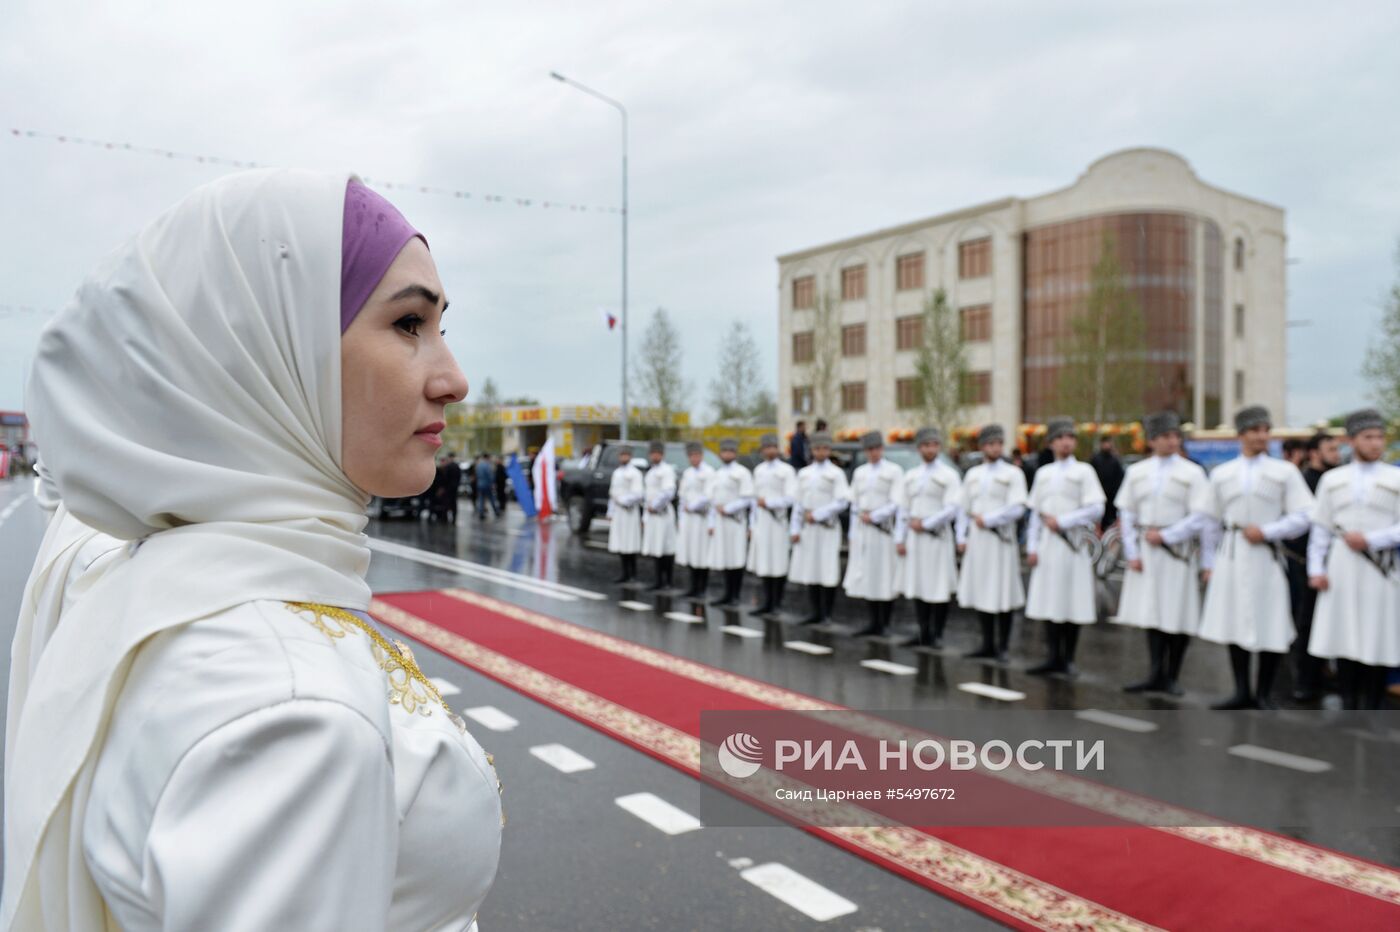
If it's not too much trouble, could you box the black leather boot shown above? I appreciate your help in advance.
[822,587,838,623]
[853,600,882,637]
[1026,621,1064,675]
[1211,645,1255,709]
[1255,651,1282,709]
[931,601,949,648]
[965,612,997,659]
[753,577,775,615]
[1162,633,1189,696]
[649,557,667,590]
[773,577,787,614]
[995,613,1014,663]
[613,554,632,584]
[1124,630,1167,692]
[798,585,824,625]
[900,601,933,647]
[1060,624,1081,677]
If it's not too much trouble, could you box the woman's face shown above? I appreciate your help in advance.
[341,238,469,497]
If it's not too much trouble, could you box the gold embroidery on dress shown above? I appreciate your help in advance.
[285,601,505,824]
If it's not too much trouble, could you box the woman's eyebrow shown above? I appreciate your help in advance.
[390,284,442,307]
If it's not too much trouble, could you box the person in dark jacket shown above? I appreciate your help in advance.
[789,420,811,470]
[493,454,508,512]
[438,451,461,524]
[1090,436,1125,530]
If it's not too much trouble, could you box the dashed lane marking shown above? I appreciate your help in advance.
[614,792,702,835]
[739,862,858,922]
[528,743,596,773]
[463,706,519,731]
[957,682,1026,702]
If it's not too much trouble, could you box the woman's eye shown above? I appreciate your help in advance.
[395,314,425,336]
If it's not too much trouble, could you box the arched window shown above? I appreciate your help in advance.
[1233,237,1245,271]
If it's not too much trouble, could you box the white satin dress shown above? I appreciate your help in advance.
[81,598,503,931]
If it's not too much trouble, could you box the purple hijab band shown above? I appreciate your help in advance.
[340,178,426,333]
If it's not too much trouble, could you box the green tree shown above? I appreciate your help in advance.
[912,287,967,437]
[1056,232,1148,422]
[1363,239,1400,422]
[469,376,503,452]
[635,307,689,439]
[708,320,762,422]
[748,387,778,424]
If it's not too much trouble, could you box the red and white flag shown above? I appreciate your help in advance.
[532,436,557,519]
[599,307,617,331]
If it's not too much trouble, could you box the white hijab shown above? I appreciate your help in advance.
[3,169,373,930]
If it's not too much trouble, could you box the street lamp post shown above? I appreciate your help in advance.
[550,71,629,441]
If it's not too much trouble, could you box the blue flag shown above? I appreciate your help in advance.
[507,453,537,517]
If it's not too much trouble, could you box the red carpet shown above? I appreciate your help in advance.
[371,588,1400,931]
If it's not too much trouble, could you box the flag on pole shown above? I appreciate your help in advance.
[599,307,618,331]
[507,454,537,517]
[532,437,557,519]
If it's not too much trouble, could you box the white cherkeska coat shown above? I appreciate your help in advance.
[748,458,798,577]
[788,460,850,587]
[1024,457,1106,624]
[896,459,962,602]
[607,461,646,554]
[641,460,678,557]
[675,463,715,568]
[955,459,1028,613]
[1113,454,1212,634]
[705,461,754,569]
[843,458,906,601]
[1307,461,1400,666]
[1198,454,1313,653]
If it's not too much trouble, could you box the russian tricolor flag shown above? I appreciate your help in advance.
[600,307,618,330]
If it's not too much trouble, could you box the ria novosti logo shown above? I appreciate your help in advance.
[717,732,763,778]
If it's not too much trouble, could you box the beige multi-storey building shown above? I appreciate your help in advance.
[776,148,1287,439]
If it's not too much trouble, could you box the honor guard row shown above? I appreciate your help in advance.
[602,405,1400,710]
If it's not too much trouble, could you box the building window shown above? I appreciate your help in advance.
[895,252,925,291]
[896,377,922,410]
[792,275,815,310]
[959,304,991,342]
[841,264,867,301]
[1234,303,1245,338]
[1233,237,1245,271]
[895,314,923,351]
[841,381,866,412]
[958,238,991,279]
[959,371,991,405]
[1234,369,1245,400]
[792,385,814,414]
[792,331,814,364]
[841,323,866,357]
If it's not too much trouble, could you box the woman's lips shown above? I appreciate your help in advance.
[415,421,445,448]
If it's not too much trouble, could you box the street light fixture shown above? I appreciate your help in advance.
[551,71,630,441]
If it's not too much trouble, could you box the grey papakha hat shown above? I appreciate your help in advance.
[1345,408,1386,436]
[719,437,739,452]
[810,430,833,447]
[860,430,883,450]
[685,441,703,455]
[1234,405,1271,433]
[648,440,666,455]
[1045,417,1076,442]
[914,426,941,445]
[1144,410,1182,440]
[760,433,780,448]
[977,423,1005,446]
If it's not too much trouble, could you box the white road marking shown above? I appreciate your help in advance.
[1075,710,1159,733]
[721,625,764,638]
[614,792,702,835]
[783,640,833,655]
[428,677,461,696]
[529,743,596,773]
[366,537,607,601]
[664,611,705,624]
[1228,744,1332,773]
[739,862,858,922]
[860,659,918,675]
[463,706,519,731]
[618,600,653,611]
[957,682,1026,702]
[0,493,30,528]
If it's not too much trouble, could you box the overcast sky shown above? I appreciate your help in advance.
[3,1,1398,425]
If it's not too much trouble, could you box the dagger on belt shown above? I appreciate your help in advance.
[1331,523,1396,578]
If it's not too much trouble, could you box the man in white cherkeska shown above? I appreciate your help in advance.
[706,437,754,607]
[747,433,798,617]
[788,430,850,626]
[1024,418,1106,676]
[1198,405,1314,709]
[894,427,961,648]
[956,424,1028,662]
[641,440,679,591]
[676,441,716,599]
[1113,410,1214,695]
[1307,408,1400,709]
[844,431,907,637]
[607,443,647,584]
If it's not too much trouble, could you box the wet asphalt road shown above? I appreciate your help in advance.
[2,478,1396,930]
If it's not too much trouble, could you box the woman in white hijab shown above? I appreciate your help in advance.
[3,170,502,930]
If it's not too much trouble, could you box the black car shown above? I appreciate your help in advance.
[559,440,721,533]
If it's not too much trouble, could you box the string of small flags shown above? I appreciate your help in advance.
[7,127,623,215]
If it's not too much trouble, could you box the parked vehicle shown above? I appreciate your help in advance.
[368,493,427,520]
[558,440,722,534]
